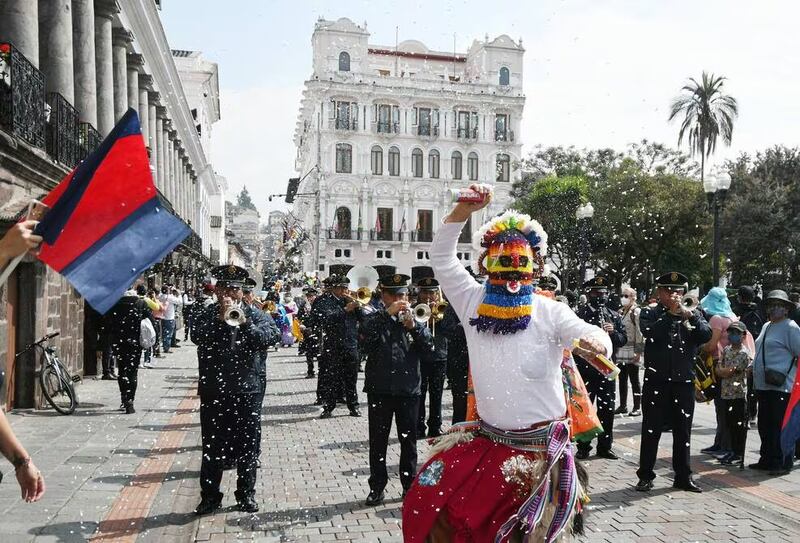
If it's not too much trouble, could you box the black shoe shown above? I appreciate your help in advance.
[427,429,443,438]
[629,408,641,416]
[305,372,315,379]
[575,449,590,460]
[349,408,362,417]
[769,468,791,477]
[614,406,628,415]
[748,462,771,471]
[365,489,384,506]
[597,449,619,460]
[719,453,741,465]
[673,479,702,493]
[195,497,222,515]
[320,410,333,419]
[125,402,136,414]
[701,445,721,455]
[237,496,259,512]
[635,479,653,492]
[314,398,323,406]
[101,374,115,381]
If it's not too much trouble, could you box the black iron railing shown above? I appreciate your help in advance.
[186,230,202,252]
[78,122,100,161]
[46,92,79,168]
[495,129,515,143]
[335,117,358,131]
[457,127,478,139]
[327,228,357,240]
[0,42,46,148]
[370,229,401,242]
[410,230,433,242]
[376,121,399,134]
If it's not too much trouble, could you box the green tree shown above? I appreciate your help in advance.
[237,185,257,211]
[668,71,738,183]
[721,146,800,288]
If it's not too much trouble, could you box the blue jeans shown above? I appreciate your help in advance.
[161,319,176,352]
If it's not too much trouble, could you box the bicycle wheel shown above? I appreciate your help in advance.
[39,364,76,415]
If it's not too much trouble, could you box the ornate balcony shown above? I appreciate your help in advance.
[457,126,478,140]
[78,122,100,161]
[410,230,433,242]
[334,117,358,131]
[494,129,515,143]
[46,92,80,168]
[0,42,46,148]
[374,120,400,135]
[369,229,401,242]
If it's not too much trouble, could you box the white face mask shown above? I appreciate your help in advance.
[621,297,632,307]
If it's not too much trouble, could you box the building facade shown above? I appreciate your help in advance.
[0,0,224,408]
[290,18,525,280]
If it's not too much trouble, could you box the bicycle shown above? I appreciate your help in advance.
[16,331,78,415]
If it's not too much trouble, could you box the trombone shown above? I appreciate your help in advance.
[412,300,449,336]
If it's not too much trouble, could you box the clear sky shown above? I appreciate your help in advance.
[160,0,800,218]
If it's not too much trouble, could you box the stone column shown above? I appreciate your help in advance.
[39,0,75,103]
[155,110,165,190]
[71,0,96,125]
[111,27,132,122]
[137,88,149,146]
[167,130,176,207]
[0,0,39,66]
[93,0,117,135]
[147,101,156,151]
[126,53,143,113]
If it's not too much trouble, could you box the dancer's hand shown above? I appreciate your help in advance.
[573,336,608,360]
[446,184,493,223]
[0,221,42,263]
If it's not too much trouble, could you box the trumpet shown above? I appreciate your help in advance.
[413,303,432,323]
[680,294,699,312]
[345,287,372,306]
[224,303,246,327]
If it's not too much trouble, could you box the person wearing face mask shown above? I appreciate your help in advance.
[749,290,800,475]
[715,321,752,466]
[616,287,644,416]
[574,277,627,460]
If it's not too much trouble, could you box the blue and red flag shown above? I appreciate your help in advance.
[780,359,800,458]
[35,108,190,313]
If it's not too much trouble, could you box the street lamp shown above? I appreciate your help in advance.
[576,202,595,285]
[704,169,731,286]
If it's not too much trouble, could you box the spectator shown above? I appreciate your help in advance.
[715,321,752,466]
[616,287,644,416]
[734,285,766,421]
[97,309,116,380]
[750,290,800,476]
[158,286,181,354]
[107,288,148,413]
[0,220,46,503]
[183,290,195,341]
[699,287,754,458]
[148,288,165,361]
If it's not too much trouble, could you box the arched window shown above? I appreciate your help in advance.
[467,152,479,181]
[451,151,463,180]
[335,143,352,173]
[338,51,351,72]
[335,207,352,239]
[411,148,423,178]
[428,149,440,179]
[499,66,510,86]
[371,145,383,175]
[388,146,400,176]
[496,153,510,182]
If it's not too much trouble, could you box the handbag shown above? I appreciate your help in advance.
[760,323,796,387]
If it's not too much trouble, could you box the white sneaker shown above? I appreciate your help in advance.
[142,362,152,368]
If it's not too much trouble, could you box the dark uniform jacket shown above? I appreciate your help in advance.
[249,303,279,376]
[107,295,148,349]
[312,292,362,360]
[439,304,467,368]
[413,303,448,363]
[639,303,712,382]
[192,302,275,397]
[575,303,628,364]
[361,310,434,396]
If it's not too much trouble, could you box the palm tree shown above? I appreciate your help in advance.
[668,72,738,182]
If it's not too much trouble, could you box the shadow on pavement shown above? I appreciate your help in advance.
[110,445,202,458]
[92,470,200,486]
[262,402,321,415]
[32,520,99,542]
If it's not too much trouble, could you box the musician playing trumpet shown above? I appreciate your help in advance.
[414,277,449,438]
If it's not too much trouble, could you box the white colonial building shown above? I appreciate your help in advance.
[290,18,525,280]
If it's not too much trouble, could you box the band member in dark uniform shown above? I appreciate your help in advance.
[192,265,275,515]
[297,287,321,378]
[574,276,627,460]
[439,303,469,424]
[361,274,434,506]
[315,275,363,418]
[635,272,712,493]
[414,277,448,438]
[242,277,279,409]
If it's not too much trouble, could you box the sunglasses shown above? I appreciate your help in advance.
[496,255,529,267]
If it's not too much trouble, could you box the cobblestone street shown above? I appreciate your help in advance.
[3,343,800,542]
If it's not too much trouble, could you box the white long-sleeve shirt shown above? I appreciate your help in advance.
[431,221,612,430]
[158,294,182,320]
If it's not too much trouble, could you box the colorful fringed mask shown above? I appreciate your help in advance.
[470,211,548,334]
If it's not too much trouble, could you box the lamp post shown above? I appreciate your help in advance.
[704,170,731,286]
[576,202,595,286]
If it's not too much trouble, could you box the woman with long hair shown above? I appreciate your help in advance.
[616,287,644,416]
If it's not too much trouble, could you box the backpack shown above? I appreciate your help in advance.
[140,316,157,348]
[740,306,765,339]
